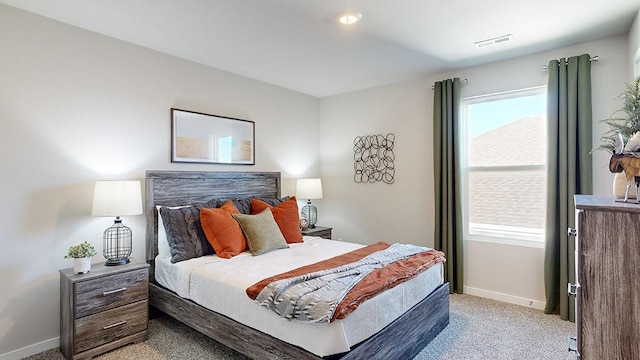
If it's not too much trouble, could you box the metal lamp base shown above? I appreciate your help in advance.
[301,201,318,228]
[105,258,130,266]
[103,217,133,267]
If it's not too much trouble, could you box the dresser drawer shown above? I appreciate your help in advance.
[75,268,148,318]
[74,300,148,353]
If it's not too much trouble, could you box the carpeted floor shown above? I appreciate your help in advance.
[24,294,574,360]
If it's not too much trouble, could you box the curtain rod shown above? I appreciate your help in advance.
[430,78,468,90]
[542,55,599,71]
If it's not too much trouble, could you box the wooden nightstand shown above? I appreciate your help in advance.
[301,226,332,239]
[60,262,149,360]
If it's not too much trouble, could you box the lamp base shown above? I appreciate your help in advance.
[301,201,318,228]
[105,258,130,266]
[103,217,133,267]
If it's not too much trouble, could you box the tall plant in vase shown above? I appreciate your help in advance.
[593,77,640,198]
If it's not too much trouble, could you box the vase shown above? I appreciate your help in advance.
[613,171,637,199]
[73,257,92,274]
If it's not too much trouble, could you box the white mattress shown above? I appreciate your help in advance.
[155,237,444,357]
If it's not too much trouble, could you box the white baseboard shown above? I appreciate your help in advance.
[0,337,59,360]
[464,286,546,311]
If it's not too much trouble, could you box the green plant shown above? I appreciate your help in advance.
[594,76,640,153]
[64,241,97,259]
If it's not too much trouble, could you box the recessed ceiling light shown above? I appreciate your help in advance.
[336,11,362,25]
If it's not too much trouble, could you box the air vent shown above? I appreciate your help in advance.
[474,34,513,49]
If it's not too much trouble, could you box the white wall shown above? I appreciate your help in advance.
[319,35,631,308]
[0,5,319,359]
[3,3,637,358]
[630,9,640,77]
[319,80,434,245]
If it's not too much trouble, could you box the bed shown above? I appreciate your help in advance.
[145,170,449,359]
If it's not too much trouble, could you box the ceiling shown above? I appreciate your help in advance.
[2,0,639,97]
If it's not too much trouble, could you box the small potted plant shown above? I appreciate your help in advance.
[64,241,97,274]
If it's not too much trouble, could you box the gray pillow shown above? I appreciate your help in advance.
[228,196,290,215]
[233,208,289,256]
[159,199,221,263]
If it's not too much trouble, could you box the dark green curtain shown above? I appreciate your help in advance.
[433,78,463,294]
[544,54,593,321]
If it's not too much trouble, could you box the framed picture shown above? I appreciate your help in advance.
[171,108,255,165]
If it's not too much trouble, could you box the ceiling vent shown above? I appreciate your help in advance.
[474,34,513,49]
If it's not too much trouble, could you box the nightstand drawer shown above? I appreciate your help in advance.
[74,300,148,353]
[75,268,148,318]
[301,226,332,239]
[311,229,331,239]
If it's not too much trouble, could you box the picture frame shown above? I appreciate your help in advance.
[171,108,255,165]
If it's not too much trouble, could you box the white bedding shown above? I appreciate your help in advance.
[155,236,444,357]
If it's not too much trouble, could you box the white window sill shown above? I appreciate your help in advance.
[466,223,545,249]
[464,226,544,249]
[465,233,545,249]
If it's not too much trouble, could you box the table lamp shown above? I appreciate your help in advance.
[91,180,143,266]
[296,178,323,228]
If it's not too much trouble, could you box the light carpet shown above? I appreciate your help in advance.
[23,294,574,360]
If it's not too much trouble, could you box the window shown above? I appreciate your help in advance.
[461,87,546,247]
[216,135,233,163]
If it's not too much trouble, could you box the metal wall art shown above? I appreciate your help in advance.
[353,133,395,184]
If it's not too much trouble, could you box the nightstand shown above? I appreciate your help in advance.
[301,226,332,239]
[60,262,149,360]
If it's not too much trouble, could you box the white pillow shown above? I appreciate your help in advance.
[157,206,172,257]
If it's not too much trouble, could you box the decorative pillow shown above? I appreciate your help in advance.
[200,201,247,259]
[159,198,221,263]
[231,198,252,215]
[230,196,290,215]
[254,196,290,207]
[251,197,303,243]
[156,205,175,257]
[233,208,289,256]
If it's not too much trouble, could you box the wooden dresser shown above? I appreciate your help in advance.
[60,262,149,360]
[571,196,640,359]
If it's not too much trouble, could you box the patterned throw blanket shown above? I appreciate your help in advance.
[247,242,446,323]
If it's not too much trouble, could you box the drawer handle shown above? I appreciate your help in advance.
[103,320,127,330]
[567,335,579,354]
[567,283,580,297]
[102,287,127,296]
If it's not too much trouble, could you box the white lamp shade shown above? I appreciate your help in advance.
[296,178,323,200]
[91,180,143,217]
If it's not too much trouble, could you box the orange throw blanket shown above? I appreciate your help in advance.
[246,242,446,321]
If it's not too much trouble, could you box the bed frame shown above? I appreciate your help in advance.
[145,170,449,359]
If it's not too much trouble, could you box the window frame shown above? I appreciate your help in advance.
[460,86,547,248]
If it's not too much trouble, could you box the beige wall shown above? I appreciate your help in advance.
[0,4,319,358]
[319,34,631,308]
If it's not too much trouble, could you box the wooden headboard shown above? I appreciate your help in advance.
[145,171,281,264]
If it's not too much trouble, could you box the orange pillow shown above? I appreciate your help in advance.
[251,197,303,243]
[200,201,247,258]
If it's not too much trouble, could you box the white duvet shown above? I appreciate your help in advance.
[155,237,444,357]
